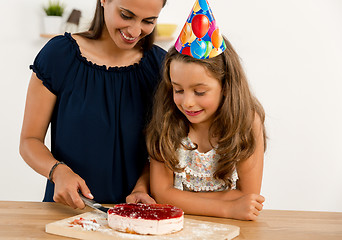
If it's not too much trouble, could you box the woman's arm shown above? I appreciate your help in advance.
[126,163,156,204]
[19,73,93,209]
[150,158,264,220]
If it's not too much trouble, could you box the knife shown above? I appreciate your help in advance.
[78,193,109,214]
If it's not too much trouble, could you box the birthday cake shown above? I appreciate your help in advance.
[107,203,184,235]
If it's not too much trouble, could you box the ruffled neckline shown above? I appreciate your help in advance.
[185,137,216,155]
[64,32,149,72]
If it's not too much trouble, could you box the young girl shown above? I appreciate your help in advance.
[146,36,266,220]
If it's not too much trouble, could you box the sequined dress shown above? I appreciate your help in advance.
[174,137,238,192]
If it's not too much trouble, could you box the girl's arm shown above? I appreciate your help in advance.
[236,113,265,194]
[150,158,264,220]
[19,73,92,209]
[126,163,156,204]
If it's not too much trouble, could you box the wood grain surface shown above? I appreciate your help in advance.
[0,201,342,240]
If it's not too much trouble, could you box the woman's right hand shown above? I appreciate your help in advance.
[228,193,265,221]
[51,164,93,209]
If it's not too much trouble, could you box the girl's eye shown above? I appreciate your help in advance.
[195,91,206,96]
[174,89,184,94]
[121,13,132,20]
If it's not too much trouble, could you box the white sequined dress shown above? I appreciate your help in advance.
[174,137,238,192]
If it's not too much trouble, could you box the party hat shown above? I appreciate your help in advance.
[175,0,226,59]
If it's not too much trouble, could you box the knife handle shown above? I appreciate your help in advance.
[78,192,109,213]
[78,192,95,207]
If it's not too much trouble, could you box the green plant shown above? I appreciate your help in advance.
[44,0,65,16]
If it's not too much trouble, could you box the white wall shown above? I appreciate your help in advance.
[1,0,341,212]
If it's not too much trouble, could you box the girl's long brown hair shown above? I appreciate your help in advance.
[76,0,167,50]
[146,37,266,189]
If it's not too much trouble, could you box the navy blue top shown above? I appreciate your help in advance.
[30,32,166,203]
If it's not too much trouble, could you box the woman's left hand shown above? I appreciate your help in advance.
[126,191,156,204]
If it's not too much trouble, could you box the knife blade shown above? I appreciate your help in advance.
[78,193,109,214]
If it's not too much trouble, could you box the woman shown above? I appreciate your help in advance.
[19,0,167,209]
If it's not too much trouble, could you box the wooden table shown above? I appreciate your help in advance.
[0,201,341,239]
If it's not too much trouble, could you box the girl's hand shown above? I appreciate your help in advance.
[52,164,93,209]
[229,194,265,221]
[126,191,156,204]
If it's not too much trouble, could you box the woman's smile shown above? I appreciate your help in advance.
[119,30,138,43]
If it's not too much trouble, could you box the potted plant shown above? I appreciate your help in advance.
[43,0,65,35]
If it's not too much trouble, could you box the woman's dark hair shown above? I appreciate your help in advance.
[76,0,167,50]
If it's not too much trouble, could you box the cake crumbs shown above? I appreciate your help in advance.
[69,217,100,231]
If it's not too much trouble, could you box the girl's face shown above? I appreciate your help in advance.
[102,0,163,49]
[170,60,223,128]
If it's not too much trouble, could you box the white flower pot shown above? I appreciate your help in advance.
[43,16,63,35]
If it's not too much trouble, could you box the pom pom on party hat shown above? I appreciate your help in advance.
[175,0,226,59]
